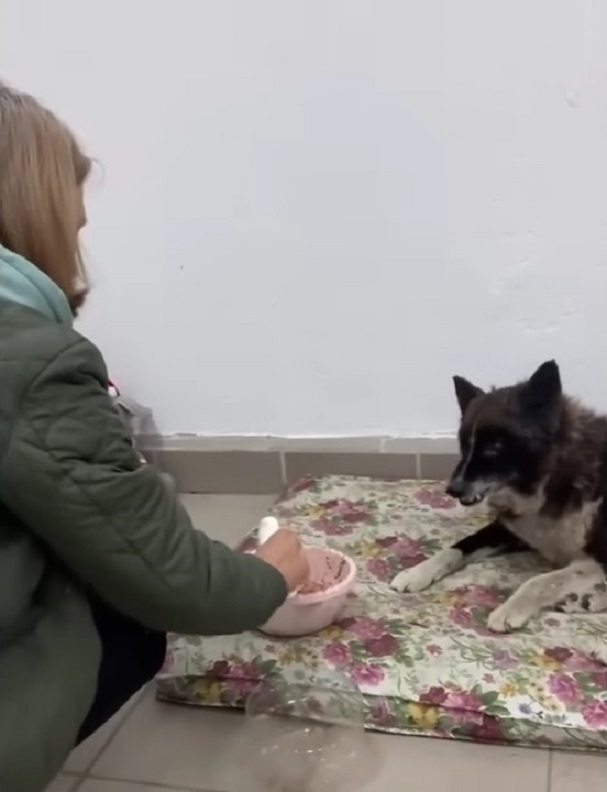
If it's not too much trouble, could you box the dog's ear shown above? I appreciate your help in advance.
[453,376,483,415]
[520,360,562,428]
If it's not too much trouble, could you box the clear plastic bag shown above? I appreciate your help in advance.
[109,382,174,489]
[230,674,374,792]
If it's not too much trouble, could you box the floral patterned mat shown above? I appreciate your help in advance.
[157,476,607,751]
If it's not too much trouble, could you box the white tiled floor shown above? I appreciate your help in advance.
[46,495,607,792]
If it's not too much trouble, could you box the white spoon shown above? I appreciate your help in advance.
[257,515,280,547]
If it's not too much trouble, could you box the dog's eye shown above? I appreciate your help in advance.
[482,441,503,458]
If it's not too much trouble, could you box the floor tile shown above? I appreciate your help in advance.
[357,732,549,791]
[45,775,79,792]
[63,688,144,774]
[79,781,195,792]
[551,751,607,792]
[92,688,249,789]
[180,494,276,547]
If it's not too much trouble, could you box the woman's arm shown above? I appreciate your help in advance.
[0,336,288,635]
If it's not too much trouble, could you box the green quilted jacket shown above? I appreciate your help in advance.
[0,246,287,792]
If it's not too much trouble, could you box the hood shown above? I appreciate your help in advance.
[0,246,73,326]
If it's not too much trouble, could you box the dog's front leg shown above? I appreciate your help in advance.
[487,558,606,633]
[390,520,526,593]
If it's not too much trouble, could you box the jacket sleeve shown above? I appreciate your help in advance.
[0,336,287,635]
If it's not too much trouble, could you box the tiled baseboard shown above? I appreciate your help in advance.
[140,435,459,494]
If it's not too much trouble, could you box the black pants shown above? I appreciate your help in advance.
[77,599,167,744]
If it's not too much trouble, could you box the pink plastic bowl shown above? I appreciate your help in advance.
[260,547,357,637]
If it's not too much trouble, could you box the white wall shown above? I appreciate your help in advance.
[2,0,606,437]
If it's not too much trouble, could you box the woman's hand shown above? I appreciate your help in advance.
[256,528,310,592]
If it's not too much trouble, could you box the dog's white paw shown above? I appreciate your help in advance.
[390,564,434,593]
[487,600,533,633]
[390,549,463,594]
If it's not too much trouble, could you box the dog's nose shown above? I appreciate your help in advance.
[446,478,464,499]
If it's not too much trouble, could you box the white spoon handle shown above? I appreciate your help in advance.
[257,516,280,547]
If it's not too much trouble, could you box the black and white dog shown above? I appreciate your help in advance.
[391,361,607,645]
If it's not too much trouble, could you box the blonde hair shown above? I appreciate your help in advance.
[0,83,91,312]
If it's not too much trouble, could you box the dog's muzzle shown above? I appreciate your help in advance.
[446,479,488,506]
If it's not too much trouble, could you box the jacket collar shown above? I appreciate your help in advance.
[0,246,73,326]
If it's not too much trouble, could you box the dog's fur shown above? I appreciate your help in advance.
[391,361,607,654]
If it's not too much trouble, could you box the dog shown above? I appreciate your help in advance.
[390,360,607,645]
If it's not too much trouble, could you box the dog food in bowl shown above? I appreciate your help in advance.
[260,546,356,637]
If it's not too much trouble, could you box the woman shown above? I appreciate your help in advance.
[0,82,309,792]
